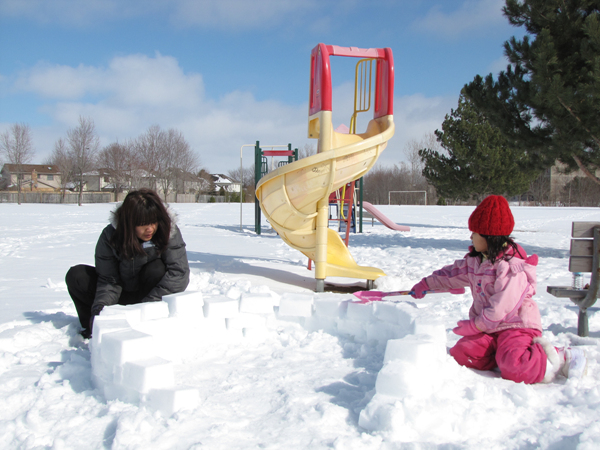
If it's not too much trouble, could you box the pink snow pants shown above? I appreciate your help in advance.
[449,328,546,384]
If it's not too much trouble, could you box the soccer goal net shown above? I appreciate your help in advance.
[388,190,427,205]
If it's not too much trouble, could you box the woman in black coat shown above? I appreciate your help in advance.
[66,188,190,338]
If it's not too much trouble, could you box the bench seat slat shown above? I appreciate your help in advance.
[546,286,588,298]
[569,256,593,273]
[570,239,594,256]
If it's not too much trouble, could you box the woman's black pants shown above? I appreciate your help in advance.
[65,259,166,330]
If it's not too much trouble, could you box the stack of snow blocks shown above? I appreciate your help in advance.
[90,290,449,418]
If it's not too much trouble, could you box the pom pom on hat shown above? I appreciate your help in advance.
[468,195,514,236]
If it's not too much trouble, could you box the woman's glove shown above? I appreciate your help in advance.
[410,279,429,299]
[453,320,481,336]
[87,304,105,338]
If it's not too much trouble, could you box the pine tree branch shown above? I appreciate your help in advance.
[556,95,600,148]
[572,155,600,186]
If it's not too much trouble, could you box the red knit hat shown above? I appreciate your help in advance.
[468,195,514,236]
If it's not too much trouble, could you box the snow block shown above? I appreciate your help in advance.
[336,318,366,341]
[163,291,204,317]
[278,293,314,317]
[375,334,448,399]
[203,295,240,319]
[147,386,200,416]
[382,335,446,365]
[314,296,349,318]
[136,302,170,321]
[132,317,180,337]
[346,301,374,322]
[373,301,415,329]
[239,292,277,315]
[103,382,141,404]
[366,321,409,344]
[100,329,155,366]
[91,317,130,346]
[413,321,446,343]
[304,315,338,335]
[375,359,437,399]
[122,357,174,393]
[99,304,142,326]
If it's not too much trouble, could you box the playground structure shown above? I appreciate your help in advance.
[256,43,395,292]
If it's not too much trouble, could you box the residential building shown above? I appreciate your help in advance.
[211,174,240,194]
[0,164,61,191]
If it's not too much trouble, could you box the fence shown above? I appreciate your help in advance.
[0,191,112,204]
[0,191,246,204]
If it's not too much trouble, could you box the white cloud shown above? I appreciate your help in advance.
[9,53,308,171]
[412,0,506,39]
[378,93,456,165]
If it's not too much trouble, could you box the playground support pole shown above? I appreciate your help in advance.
[250,142,298,235]
[315,197,329,292]
[254,141,261,234]
[359,177,364,233]
[239,143,256,232]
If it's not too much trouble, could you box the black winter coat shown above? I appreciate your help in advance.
[93,220,190,308]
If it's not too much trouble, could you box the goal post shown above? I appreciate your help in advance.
[388,190,427,205]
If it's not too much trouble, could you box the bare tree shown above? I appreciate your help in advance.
[298,143,317,159]
[526,168,552,205]
[198,168,216,195]
[98,141,134,201]
[228,164,256,202]
[51,138,75,203]
[168,129,200,201]
[135,126,200,201]
[135,125,164,192]
[67,116,100,206]
[0,123,35,204]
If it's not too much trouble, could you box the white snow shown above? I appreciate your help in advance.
[0,202,599,449]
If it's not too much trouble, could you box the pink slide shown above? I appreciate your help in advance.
[362,201,410,231]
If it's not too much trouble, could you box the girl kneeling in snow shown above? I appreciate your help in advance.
[66,188,190,339]
[410,195,585,383]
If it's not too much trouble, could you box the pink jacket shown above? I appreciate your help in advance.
[424,244,542,333]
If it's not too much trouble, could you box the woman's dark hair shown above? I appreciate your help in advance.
[110,189,171,258]
[469,235,524,264]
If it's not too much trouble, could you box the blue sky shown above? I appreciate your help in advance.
[0,0,523,174]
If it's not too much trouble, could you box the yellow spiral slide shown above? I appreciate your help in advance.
[256,44,395,291]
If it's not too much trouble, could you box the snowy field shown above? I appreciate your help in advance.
[1,202,599,449]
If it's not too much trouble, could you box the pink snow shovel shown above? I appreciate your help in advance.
[353,288,466,303]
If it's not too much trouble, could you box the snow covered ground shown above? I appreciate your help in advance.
[0,202,599,449]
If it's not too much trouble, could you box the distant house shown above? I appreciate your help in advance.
[171,169,204,194]
[82,169,112,192]
[211,174,240,194]
[0,164,62,191]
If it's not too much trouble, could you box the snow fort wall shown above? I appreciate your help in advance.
[89,289,452,421]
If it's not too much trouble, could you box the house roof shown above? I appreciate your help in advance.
[211,174,234,185]
[2,164,61,175]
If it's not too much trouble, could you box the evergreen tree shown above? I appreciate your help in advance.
[465,0,600,183]
[419,92,537,202]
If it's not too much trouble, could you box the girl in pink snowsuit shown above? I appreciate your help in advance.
[410,195,585,383]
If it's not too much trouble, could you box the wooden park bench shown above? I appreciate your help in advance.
[547,222,600,337]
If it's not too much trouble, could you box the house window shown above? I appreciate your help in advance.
[47,175,54,181]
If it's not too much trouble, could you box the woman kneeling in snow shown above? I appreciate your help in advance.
[66,188,190,338]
